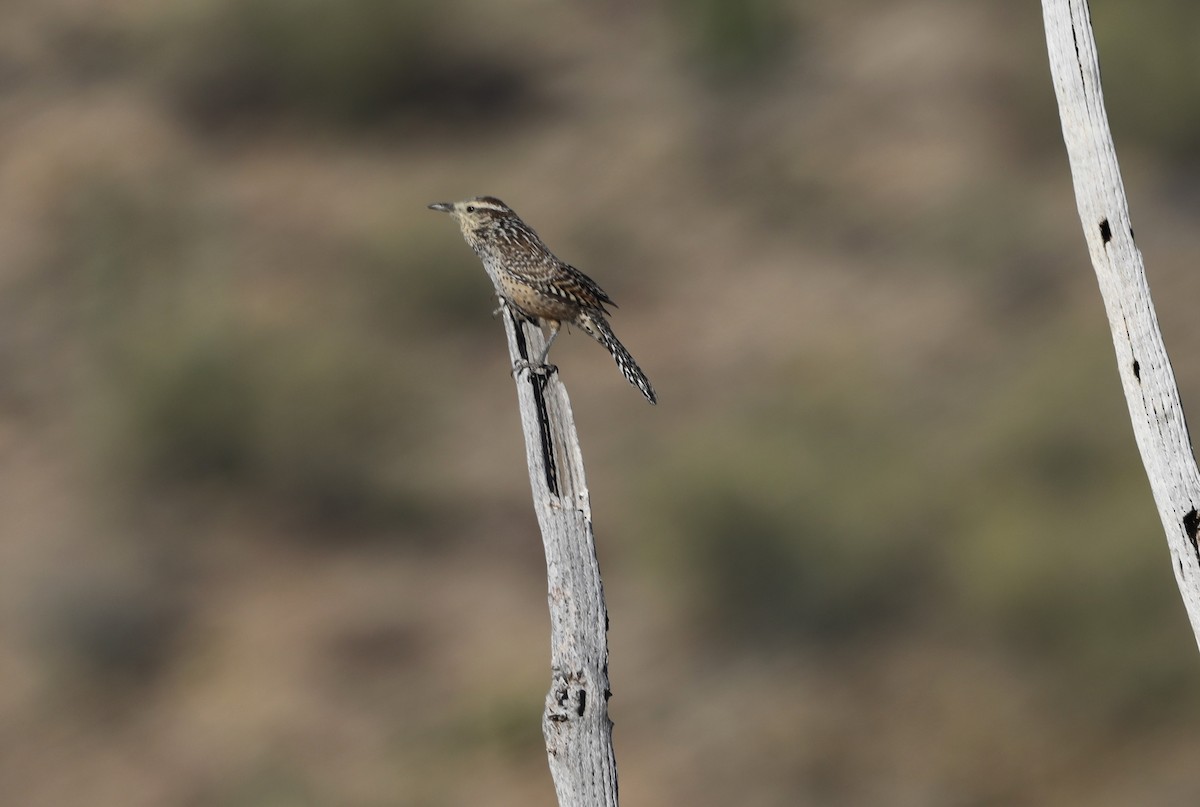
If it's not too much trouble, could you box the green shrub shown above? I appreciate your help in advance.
[122,333,258,483]
[157,0,535,130]
[651,379,938,647]
[946,324,1200,721]
[35,563,188,692]
[673,0,793,84]
[1095,1,1200,163]
[357,229,496,337]
[53,169,430,531]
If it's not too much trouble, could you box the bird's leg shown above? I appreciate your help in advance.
[535,321,561,367]
[513,320,560,377]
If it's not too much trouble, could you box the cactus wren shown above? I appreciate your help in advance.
[428,196,657,404]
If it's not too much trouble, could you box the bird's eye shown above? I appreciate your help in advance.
[465,205,476,213]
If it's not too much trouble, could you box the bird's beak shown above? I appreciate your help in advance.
[428,202,454,213]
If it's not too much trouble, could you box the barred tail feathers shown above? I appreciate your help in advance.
[578,312,657,404]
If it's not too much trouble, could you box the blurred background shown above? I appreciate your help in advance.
[3,0,1200,804]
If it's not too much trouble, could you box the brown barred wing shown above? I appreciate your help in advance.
[557,263,617,314]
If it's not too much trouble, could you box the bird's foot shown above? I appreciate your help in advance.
[511,359,558,378]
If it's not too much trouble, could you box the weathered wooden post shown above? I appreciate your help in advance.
[497,303,619,807]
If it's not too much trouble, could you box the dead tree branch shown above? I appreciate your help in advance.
[1042,0,1200,645]
[497,302,619,807]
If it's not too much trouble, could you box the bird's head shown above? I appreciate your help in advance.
[428,196,516,241]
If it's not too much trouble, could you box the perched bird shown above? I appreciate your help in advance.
[429,196,656,404]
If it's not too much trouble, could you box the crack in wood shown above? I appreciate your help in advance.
[509,309,561,496]
[531,371,560,497]
[1184,509,1200,566]
[1070,22,1085,87]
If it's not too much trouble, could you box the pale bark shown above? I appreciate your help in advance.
[497,302,619,807]
[1042,0,1200,645]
